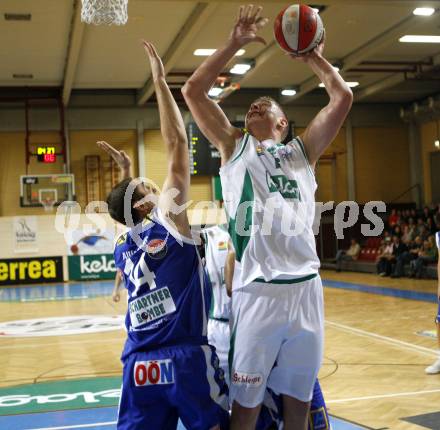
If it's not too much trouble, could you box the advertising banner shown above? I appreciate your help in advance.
[13,217,38,253]
[68,254,117,281]
[0,256,63,286]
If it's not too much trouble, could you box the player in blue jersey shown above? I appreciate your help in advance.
[426,231,440,374]
[98,41,229,430]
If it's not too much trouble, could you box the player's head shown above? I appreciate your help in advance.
[106,178,157,226]
[245,96,289,142]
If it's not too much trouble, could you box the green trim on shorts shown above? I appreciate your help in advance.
[253,273,317,284]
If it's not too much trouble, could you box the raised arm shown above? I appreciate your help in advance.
[143,41,191,237]
[293,37,353,167]
[96,141,131,179]
[182,5,268,161]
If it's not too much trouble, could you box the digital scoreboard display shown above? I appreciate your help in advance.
[187,123,221,176]
[37,146,56,163]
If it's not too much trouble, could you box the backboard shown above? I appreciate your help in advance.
[20,174,76,207]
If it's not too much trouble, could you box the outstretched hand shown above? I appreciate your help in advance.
[96,141,131,176]
[229,4,268,47]
[142,40,165,81]
[288,30,325,64]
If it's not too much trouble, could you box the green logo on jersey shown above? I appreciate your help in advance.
[266,172,301,200]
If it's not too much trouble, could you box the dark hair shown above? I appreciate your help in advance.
[106,178,144,226]
[252,96,289,141]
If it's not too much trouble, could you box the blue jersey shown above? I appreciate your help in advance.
[114,211,210,359]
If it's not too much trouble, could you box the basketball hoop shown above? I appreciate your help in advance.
[81,0,128,25]
[42,198,56,213]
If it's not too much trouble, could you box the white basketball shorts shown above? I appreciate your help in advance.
[208,318,231,384]
[229,274,324,408]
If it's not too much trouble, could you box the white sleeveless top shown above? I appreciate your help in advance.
[220,133,320,288]
[202,225,231,319]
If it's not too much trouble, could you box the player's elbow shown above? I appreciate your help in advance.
[338,87,353,107]
[182,80,204,100]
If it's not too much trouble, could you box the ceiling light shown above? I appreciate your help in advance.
[230,64,252,75]
[13,73,33,79]
[194,48,245,56]
[413,7,435,16]
[281,88,297,96]
[435,140,440,148]
[208,87,223,97]
[332,66,340,72]
[319,81,359,88]
[399,35,440,43]
[4,13,31,21]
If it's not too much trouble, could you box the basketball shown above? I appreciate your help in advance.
[274,4,324,55]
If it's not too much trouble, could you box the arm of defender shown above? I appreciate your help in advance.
[143,42,191,237]
[293,38,353,167]
[182,5,268,161]
[96,141,132,179]
[224,239,236,297]
[112,270,123,303]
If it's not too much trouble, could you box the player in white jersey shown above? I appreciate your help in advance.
[182,5,352,429]
[203,224,232,382]
[425,231,440,374]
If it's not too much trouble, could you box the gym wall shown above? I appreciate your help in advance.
[420,120,440,204]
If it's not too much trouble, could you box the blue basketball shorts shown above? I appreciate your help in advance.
[117,344,230,430]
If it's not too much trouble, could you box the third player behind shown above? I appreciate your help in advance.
[182,4,352,430]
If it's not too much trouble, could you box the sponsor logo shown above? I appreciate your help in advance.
[232,371,263,387]
[129,287,176,328]
[15,218,36,243]
[68,254,116,281]
[0,257,63,286]
[266,172,301,200]
[217,241,228,251]
[0,315,124,337]
[0,377,121,415]
[134,359,174,386]
[310,406,329,430]
[146,238,168,259]
[80,255,115,274]
[116,233,127,246]
[122,250,135,260]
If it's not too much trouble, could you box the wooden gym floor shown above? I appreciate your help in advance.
[0,270,438,429]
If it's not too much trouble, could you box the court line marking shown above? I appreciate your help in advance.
[25,421,116,430]
[325,320,439,357]
[0,337,124,350]
[327,388,440,404]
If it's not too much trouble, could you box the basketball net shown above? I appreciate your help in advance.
[41,198,56,213]
[81,0,128,25]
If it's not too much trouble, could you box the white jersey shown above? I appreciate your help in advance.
[202,225,231,320]
[220,133,320,287]
[436,231,439,249]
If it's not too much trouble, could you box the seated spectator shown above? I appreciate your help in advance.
[335,238,361,272]
[392,236,421,278]
[388,209,399,229]
[417,222,429,241]
[427,217,436,235]
[409,239,438,278]
[401,224,415,245]
[376,237,394,277]
[393,225,402,238]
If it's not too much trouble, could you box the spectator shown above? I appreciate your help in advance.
[422,206,433,223]
[401,224,415,245]
[409,239,438,278]
[388,209,399,229]
[392,236,421,278]
[393,225,402,238]
[427,217,436,235]
[376,237,394,277]
[335,238,361,272]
